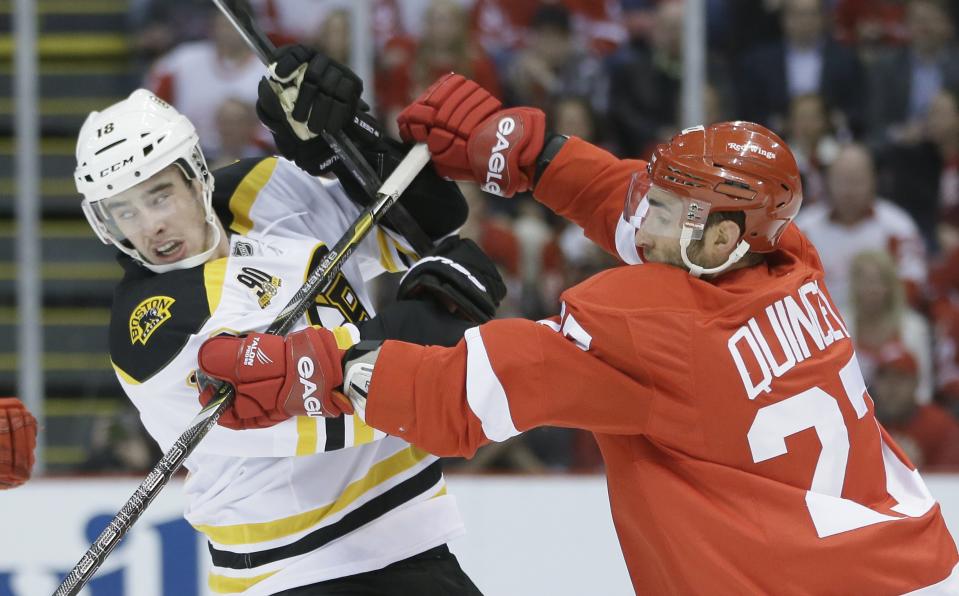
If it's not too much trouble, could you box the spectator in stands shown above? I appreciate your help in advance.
[146,4,264,160]
[129,0,213,63]
[503,4,609,116]
[513,200,565,319]
[469,0,627,60]
[607,0,683,157]
[260,0,405,55]
[713,0,785,58]
[738,0,866,136]
[609,1,735,158]
[786,93,842,208]
[833,0,909,53]
[310,8,352,65]
[550,95,600,146]
[210,98,267,169]
[795,143,927,313]
[867,0,959,149]
[457,183,524,318]
[879,89,959,254]
[848,250,934,405]
[377,0,502,138]
[871,342,959,470]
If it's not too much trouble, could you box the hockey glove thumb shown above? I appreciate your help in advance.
[0,398,37,489]
[267,44,365,139]
[197,328,353,431]
[256,44,383,176]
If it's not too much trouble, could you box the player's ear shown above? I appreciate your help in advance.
[712,219,743,255]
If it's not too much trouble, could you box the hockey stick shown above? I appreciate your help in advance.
[52,142,431,596]
[211,0,434,256]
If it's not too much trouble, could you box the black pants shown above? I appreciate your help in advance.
[271,545,483,595]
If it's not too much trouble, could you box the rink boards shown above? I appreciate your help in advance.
[4,474,959,595]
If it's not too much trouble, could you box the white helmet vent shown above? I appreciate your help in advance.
[95,139,126,155]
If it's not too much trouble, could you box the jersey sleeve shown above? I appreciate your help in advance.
[120,368,385,459]
[110,256,386,459]
[211,157,424,279]
[363,317,653,458]
[533,136,648,265]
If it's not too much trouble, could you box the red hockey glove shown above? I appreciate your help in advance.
[0,398,37,489]
[397,73,546,197]
[196,328,353,431]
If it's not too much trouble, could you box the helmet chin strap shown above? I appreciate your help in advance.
[679,227,750,278]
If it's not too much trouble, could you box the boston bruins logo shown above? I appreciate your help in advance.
[237,266,282,309]
[129,296,175,345]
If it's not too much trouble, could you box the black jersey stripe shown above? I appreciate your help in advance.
[207,461,443,569]
[324,416,345,451]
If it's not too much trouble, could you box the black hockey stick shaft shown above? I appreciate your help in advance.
[52,143,431,596]
[210,0,434,256]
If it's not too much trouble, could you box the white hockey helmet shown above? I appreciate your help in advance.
[75,89,219,273]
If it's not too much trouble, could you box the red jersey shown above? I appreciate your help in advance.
[366,138,959,594]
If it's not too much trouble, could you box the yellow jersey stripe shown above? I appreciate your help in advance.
[331,326,357,350]
[111,360,140,385]
[432,485,448,498]
[353,414,374,445]
[229,158,278,235]
[208,570,278,594]
[376,228,399,273]
[193,447,431,545]
[393,237,420,261]
[295,416,318,456]
[204,257,228,315]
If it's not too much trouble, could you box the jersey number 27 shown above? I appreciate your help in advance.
[746,353,936,538]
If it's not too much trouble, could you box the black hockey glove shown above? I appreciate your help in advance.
[257,45,469,242]
[256,44,383,175]
[397,236,506,323]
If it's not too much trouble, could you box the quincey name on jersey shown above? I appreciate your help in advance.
[729,279,848,400]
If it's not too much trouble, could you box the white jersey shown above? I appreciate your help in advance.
[793,199,927,314]
[109,157,463,595]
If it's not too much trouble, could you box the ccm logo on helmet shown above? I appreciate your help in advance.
[483,117,516,196]
[297,356,324,417]
[726,141,775,160]
[100,156,135,178]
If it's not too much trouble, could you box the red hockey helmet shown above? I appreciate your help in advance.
[645,121,802,253]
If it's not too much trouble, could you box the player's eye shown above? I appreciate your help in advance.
[116,208,138,220]
[150,193,171,206]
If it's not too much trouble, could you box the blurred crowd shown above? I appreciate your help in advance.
[107,0,959,474]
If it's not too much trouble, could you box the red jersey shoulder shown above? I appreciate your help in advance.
[770,223,823,275]
[562,263,703,315]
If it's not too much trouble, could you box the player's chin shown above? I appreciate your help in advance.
[638,247,665,265]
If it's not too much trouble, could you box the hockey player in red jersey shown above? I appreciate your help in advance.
[0,398,37,489]
[199,74,959,593]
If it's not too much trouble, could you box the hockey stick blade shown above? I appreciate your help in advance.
[52,142,430,596]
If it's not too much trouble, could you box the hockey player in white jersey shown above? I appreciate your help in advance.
[73,46,500,595]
